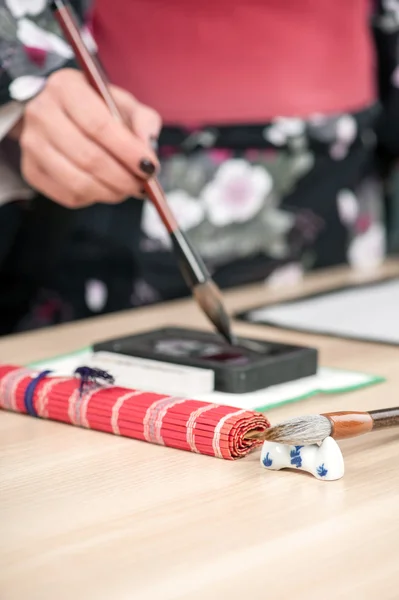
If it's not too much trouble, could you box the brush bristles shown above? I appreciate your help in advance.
[262,415,332,445]
[193,281,235,345]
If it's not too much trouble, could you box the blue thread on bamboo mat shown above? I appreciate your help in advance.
[24,370,53,417]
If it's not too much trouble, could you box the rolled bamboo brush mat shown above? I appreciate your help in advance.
[0,365,269,460]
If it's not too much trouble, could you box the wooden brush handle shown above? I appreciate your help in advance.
[51,1,121,120]
[323,408,399,440]
[369,407,399,430]
[51,1,179,234]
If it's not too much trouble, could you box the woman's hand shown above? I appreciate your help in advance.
[15,69,161,208]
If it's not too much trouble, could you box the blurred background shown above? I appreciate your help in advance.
[0,0,398,336]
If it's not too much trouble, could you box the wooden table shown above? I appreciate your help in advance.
[1,262,399,600]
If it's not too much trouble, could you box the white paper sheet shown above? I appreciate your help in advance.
[32,351,215,396]
[31,350,382,412]
[247,278,399,345]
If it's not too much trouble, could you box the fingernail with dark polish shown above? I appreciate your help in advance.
[139,159,156,175]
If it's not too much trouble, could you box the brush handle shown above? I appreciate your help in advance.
[323,408,399,440]
[51,0,209,287]
[369,407,399,430]
[51,1,121,120]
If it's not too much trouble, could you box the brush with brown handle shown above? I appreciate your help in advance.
[50,0,235,345]
[245,407,399,445]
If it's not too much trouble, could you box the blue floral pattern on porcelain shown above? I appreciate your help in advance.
[290,446,303,468]
[317,464,328,478]
[260,437,344,481]
[262,452,273,467]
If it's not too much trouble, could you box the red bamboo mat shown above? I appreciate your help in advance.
[0,365,270,460]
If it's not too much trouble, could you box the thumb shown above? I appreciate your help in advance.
[111,85,162,147]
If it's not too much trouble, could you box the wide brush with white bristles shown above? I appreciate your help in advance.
[246,407,399,445]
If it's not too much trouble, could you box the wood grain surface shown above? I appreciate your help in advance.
[1,261,398,600]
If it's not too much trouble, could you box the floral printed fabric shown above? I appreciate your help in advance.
[0,0,87,104]
[138,108,386,288]
[141,143,319,268]
[0,0,399,334]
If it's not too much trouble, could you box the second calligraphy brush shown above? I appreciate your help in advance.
[50,0,235,345]
[245,407,399,445]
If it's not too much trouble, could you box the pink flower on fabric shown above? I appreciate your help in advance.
[17,19,73,59]
[5,0,46,18]
[355,214,373,234]
[208,149,233,164]
[266,263,304,289]
[201,159,272,227]
[347,223,386,271]
[23,46,47,67]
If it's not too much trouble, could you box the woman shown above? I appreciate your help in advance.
[0,0,398,334]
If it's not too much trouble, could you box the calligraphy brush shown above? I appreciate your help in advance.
[245,407,399,445]
[50,0,235,345]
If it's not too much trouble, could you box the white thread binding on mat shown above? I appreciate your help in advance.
[111,390,142,435]
[37,377,69,418]
[143,396,186,445]
[0,368,31,411]
[212,409,246,458]
[186,403,218,453]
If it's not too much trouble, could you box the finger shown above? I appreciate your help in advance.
[132,103,162,148]
[22,134,124,206]
[36,100,143,198]
[48,72,159,179]
[22,157,93,208]
[112,87,162,144]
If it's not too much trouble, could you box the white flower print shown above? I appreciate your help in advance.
[17,18,73,58]
[141,190,205,246]
[376,0,399,32]
[263,118,306,146]
[329,142,348,161]
[5,0,46,18]
[9,75,45,100]
[391,65,399,87]
[383,0,399,22]
[329,115,357,160]
[201,159,272,227]
[131,279,159,306]
[336,115,357,145]
[266,263,304,289]
[85,279,108,312]
[336,190,359,226]
[81,26,98,54]
[308,113,328,126]
[347,223,386,271]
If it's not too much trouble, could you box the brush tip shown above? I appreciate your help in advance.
[263,414,332,445]
[193,280,234,345]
